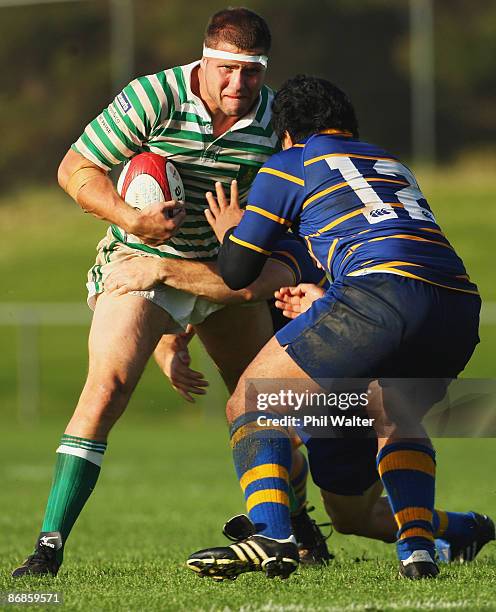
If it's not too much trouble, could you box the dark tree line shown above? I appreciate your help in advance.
[1,0,494,189]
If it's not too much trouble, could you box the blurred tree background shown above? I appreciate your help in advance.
[0,0,495,191]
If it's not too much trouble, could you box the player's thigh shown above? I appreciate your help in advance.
[306,433,379,502]
[226,335,313,421]
[194,302,274,392]
[86,291,177,390]
[320,480,384,533]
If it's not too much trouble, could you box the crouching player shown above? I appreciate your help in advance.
[186,75,490,580]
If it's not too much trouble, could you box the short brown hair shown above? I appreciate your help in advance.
[204,7,271,54]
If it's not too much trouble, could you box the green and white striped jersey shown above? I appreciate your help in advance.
[72,61,279,260]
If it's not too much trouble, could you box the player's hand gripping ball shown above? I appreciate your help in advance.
[117,152,185,243]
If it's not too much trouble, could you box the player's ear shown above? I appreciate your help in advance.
[282,131,294,150]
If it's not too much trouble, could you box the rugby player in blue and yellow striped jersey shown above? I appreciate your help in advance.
[187,75,486,580]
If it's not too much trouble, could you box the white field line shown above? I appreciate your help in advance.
[482,301,496,325]
[207,600,494,612]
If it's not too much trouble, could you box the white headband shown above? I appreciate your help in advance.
[202,45,268,68]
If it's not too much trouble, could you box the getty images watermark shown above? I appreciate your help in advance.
[243,378,496,438]
[255,388,375,429]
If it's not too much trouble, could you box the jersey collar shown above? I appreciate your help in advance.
[319,129,353,137]
[293,129,354,147]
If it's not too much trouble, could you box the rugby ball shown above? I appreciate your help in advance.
[117,152,185,215]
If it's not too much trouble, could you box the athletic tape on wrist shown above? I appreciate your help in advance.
[202,45,268,68]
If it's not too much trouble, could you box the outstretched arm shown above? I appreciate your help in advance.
[104,255,295,304]
[152,257,294,303]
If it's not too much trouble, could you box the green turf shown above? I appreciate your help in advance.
[1,419,495,611]
[0,173,495,610]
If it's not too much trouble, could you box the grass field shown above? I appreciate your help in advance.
[1,420,496,611]
[0,170,495,611]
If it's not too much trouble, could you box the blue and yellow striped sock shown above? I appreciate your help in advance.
[377,441,436,561]
[231,413,292,540]
[433,509,478,545]
[290,451,309,516]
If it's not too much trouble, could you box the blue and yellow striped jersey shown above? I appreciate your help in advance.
[231,132,478,295]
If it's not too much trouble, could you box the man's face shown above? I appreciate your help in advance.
[201,42,266,118]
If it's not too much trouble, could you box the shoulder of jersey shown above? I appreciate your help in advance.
[256,146,304,186]
[263,144,303,170]
[304,133,397,161]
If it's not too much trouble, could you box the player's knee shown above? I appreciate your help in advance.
[80,375,134,420]
[328,513,360,535]
[322,497,364,536]
[225,390,245,424]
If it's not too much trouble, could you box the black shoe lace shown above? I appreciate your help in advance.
[292,505,333,546]
[25,546,54,567]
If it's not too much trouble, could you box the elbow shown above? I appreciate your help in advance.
[223,267,262,291]
[218,253,254,290]
[57,158,69,191]
[223,272,252,291]
[240,288,255,302]
[58,149,77,191]
[219,258,258,291]
[217,234,266,290]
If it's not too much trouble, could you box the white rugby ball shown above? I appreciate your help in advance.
[116,152,184,243]
[118,151,184,212]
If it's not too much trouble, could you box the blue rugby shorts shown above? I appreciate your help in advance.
[275,273,481,495]
[276,273,480,380]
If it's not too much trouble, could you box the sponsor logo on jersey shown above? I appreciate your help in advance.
[421,208,435,221]
[108,105,123,126]
[97,115,112,135]
[365,205,398,224]
[370,208,391,218]
[117,92,132,113]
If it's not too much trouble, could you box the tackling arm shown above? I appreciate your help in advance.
[205,156,303,291]
[157,256,295,303]
[217,227,268,290]
[104,252,296,304]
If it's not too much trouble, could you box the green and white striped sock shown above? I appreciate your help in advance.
[41,434,107,550]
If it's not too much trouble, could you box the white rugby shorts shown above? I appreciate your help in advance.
[86,236,224,333]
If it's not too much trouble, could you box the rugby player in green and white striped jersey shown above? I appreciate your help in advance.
[76,58,276,263]
[12,8,328,578]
